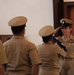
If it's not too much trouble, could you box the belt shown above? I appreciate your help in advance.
[65,57,74,60]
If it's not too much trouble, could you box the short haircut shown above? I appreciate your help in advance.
[11,24,26,35]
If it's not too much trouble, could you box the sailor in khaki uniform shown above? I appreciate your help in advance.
[3,16,41,75]
[0,40,8,75]
[37,25,66,75]
[56,18,74,75]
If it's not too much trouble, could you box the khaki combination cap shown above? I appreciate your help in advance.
[60,18,73,28]
[39,25,54,37]
[8,16,27,27]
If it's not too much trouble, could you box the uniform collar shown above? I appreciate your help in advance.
[42,41,54,45]
[62,35,74,42]
[12,35,25,39]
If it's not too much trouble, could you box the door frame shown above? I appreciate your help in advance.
[53,0,64,28]
[64,2,74,18]
[53,1,74,36]
[53,0,64,36]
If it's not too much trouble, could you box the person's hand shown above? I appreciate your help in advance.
[54,26,61,34]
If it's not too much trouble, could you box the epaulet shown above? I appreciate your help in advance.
[70,35,74,43]
[71,35,74,39]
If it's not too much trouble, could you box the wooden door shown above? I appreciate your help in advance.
[53,0,64,36]
[0,35,12,43]
[69,6,74,35]
[64,2,74,35]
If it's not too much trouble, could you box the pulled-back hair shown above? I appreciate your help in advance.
[42,34,52,43]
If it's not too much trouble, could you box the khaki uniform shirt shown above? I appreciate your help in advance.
[57,35,74,58]
[37,41,66,75]
[3,36,41,75]
[57,35,74,75]
[0,40,8,64]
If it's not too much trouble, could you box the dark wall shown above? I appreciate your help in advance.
[53,0,64,36]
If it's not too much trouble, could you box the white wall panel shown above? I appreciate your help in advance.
[0,0,53,45]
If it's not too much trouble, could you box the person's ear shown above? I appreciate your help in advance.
[23,28,25,34]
